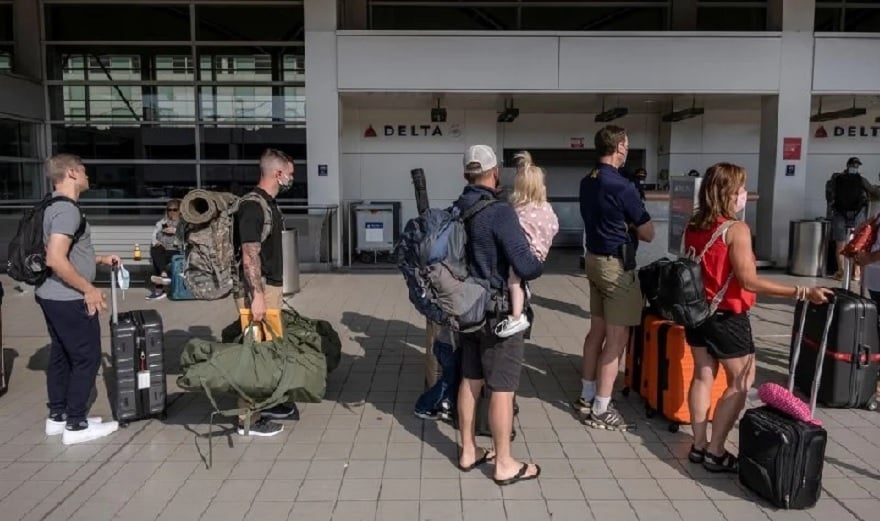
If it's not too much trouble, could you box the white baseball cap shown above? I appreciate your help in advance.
[463,145,498,174]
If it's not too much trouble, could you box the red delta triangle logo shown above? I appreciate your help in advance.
[364,125,377,138]
[815,126,828,139]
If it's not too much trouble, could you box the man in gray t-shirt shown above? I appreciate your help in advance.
[35,153,122,446]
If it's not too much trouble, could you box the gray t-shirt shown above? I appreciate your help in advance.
[35,194,96,301]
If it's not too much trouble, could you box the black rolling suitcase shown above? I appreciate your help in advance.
[110,264,167,425]
[790,288,879,410]
[738,295,831,510]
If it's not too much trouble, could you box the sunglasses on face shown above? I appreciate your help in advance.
[167,207,180,212]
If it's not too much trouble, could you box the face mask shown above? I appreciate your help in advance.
[734,191,747,214]
[848,167,859,175]
[116,265,131,298]
[278,174,294,192]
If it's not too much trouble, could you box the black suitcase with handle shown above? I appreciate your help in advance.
[110,265,167,425]
[738,294,830,510]
[790,288,879,410]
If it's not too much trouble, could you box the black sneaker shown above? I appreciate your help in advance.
[238,418,284,437]
[261,403,300,420]
[586,404,630,431]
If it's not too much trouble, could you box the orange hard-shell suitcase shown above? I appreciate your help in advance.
[624,312,667,398]
[643,320,729,432]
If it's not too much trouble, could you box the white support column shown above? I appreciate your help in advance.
[304,0,342,267]
[755,0,815,264]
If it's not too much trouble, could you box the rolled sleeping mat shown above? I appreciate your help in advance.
[181,189,219,225]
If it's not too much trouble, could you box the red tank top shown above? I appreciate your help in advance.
[683,219,756,314]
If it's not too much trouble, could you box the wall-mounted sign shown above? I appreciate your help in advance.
[785,164,796,177]
[814,125,880,139]
[782,137,802,160]
[570,137,585,149]
[318,164,328,177]
[668,177,701,255]
[363,123,462,139]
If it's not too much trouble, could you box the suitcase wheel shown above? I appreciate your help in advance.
[868,399,878,412]
[645,406,655,419]
[119,421,129,429]
[622,387,630,397]
[667,422,680,433]
[157,412,168,421]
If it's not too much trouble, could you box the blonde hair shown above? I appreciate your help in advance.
[45,153,83,183]
[688,162,747,230]
[510,151,547,207]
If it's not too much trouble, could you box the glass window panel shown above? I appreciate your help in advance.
[282,53,305,82]
[152,86,196,122]
[155,54,195,81]
[50,86,195,124]
[45,4,191,41]
[521,6,667,31]
[845,8,880,32]
[78,164,196,200]
[198,52,274,82]
[370,6,516,30]
[283,87,306,122]
[0,5,12,41]
[199,86,275,122]
[0,46,11,72]
[0,162,42,201]
[0,119,39,158]
[201,164,306,200]
[48,47,193,81]
[52,124,196,160]
[815,7,842,31]
[199,127,306,161]
[196,5,305,41]
[697,7,767,30]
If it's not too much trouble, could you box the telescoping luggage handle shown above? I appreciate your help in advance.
[789,293,836,416]
[110,261,120,326]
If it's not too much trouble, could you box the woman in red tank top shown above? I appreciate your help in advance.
[682,163,831,473]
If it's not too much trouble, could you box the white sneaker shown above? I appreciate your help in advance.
[150,275,172,286]
[45,416,103,436]
[494,314,530,338]
[61,421,119,445]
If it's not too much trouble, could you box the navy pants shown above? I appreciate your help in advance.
[36,297,101,424]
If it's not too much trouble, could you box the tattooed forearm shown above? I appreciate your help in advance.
[241,242,264,295]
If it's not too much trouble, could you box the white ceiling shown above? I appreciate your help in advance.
[340,92,880,114]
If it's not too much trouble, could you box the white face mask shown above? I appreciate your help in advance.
[116,265,131,298]
[848,167,859,175]
[734,190,747,215]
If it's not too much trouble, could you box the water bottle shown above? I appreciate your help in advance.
[133,243,142,261]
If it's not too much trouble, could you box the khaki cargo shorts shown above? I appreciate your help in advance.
[585,253,642,327]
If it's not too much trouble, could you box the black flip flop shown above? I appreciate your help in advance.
[458,448,495,472]
[493,462,541,486]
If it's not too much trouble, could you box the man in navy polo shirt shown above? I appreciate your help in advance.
[577,125,654,430]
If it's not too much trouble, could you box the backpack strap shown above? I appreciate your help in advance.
[460,197,498,221]
[694,220,738,315]
[46,195,87,245]
[240,192,275,243]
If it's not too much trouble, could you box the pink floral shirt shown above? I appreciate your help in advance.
[516,202,559,262]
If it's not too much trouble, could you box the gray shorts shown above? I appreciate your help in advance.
[831,210,867,242]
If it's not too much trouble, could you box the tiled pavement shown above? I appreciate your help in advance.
[1,265,879,521]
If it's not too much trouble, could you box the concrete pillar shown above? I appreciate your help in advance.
[304,0,342,266]
[13,0,41,80]
[755,0,815,264]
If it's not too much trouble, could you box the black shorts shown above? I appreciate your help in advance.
[460,317,525,392]
[685,311,756,360]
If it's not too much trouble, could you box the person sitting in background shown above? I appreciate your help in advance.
[146,199,182,301]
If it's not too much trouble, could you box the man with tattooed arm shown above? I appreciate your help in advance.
[233,148,298,437]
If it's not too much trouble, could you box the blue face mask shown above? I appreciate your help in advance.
[116,266,131,297]
[848,167,859,175]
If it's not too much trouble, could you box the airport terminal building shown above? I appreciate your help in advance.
[1,0,879,268]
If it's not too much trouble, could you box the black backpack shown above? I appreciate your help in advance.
[641,220,736,328]
[7,194,86,286]
[833,173,868,215]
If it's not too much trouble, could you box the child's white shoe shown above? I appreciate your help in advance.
[495,314,530,338]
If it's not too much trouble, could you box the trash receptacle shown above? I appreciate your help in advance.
[788,219,830,277]
[282,229,300,296]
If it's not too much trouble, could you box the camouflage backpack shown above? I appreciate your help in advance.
[179,190,272,300]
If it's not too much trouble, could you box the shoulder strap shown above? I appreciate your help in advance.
[461,198,498,221]
[45,195,87,244]
[241,192,274,242]
[696,220,738,315]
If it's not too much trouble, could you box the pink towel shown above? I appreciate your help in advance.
[757,382,822,427]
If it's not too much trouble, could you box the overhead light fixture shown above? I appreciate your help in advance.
[595,97,629,123]
[497,98,519,123]
[661,97,704,123]
[430,98,447,123]
[810,97,866,122]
